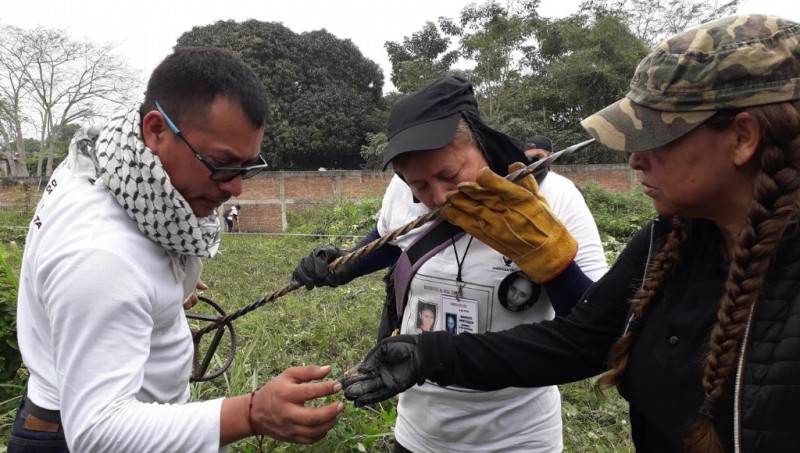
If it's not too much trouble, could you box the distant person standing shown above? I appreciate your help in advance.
[226,204,241,232]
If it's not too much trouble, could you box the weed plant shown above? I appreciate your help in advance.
[286,198,382,248]
[0,188,650,451]
[199,233,635,452]
[580,183,655,263]
[0,242,24,442]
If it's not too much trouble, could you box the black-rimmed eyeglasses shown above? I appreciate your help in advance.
[155,101,268,182]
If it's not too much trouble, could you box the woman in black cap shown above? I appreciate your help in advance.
[296,75,607,451]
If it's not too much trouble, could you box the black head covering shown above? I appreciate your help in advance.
[524,135,553,152]
[383,76,528,178]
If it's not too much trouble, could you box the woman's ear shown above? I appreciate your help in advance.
[141,110,168,155]
[730,112,760,167]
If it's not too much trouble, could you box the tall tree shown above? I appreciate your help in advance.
[176,20,384,170]
[0,26,36,177]
[23,28,138,177]
[0,25,138,178]
[384,21,460,94]
[439,0,541,124]
[582,0,740,47]
[510,11,649,163]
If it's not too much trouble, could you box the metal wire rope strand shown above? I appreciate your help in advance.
[329,138,596,269]
[187,138,595,380]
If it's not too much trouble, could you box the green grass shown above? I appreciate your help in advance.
[195,234,395,452]
[1,189,645,452]
[194,234,632,452]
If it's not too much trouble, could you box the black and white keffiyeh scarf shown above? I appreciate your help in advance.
[67,105,221,281]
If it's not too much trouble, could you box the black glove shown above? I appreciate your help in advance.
[291,245,356,290]
[339,335,425,407]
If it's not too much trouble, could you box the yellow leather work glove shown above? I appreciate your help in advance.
[443,163,577,283]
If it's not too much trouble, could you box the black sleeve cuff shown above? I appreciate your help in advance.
[543,261,593,316]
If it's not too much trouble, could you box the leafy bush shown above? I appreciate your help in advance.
[0,242,24,436]
[0,242,22,382]
[286,198,382,248]
[580,183,655,263]
[581,183,655,241]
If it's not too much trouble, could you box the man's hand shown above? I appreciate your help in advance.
[250,365,344,444]
[339,335,425,407]
[183,279,208,309]
[291,245,355,289]
[443,163,578,283]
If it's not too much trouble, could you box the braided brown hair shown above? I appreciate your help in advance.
[686,102,800,452]
[597,100,800,452]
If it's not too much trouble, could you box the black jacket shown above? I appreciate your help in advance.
[418,217,800,452]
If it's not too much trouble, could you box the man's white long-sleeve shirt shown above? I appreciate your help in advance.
[17,164,224,452]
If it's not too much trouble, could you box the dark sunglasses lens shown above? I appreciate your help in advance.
[210,166,266,182]
[241,167,266,180]
[210,170,244,182]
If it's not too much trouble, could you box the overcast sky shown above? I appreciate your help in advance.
[3,0,799,94]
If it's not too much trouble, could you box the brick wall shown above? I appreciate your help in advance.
[220,171,398,232]
[4,165,638,232]
[555,164,637,193]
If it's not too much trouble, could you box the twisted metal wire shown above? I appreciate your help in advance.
[330,137,595,268]
[193,138,596,336]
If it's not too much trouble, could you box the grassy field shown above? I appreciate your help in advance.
[192,234,633,452]
[2,185,652,452]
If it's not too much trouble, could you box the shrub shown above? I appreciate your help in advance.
[580,183,655,241]
[0,242,24,434]
[580,183,655,263]
[286,198,382,248]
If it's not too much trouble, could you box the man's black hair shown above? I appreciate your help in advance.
[141,47,271,130]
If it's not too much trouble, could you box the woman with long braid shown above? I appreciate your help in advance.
[340,15,800,452]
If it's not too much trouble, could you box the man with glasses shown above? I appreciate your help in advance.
[155,100,269,183]
[9,47,343,453]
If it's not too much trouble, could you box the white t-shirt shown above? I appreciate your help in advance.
[17,163,224,452]
[227,205,239,221]
[378,173,607,452]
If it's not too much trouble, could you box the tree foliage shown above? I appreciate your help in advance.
[383,1,641,165]
[176,20,385,170]
[0,25,138,178]
[377,0,740,165]
[360,132,388,170]
[385,21,461,94]
[512,11,649,163]
[583,0,740,47]
[0,0,747,175]
[439,0,542,124]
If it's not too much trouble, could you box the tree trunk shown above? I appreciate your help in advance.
[45,142,55,176]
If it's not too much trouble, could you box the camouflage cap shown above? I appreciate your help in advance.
[581,15,800,152]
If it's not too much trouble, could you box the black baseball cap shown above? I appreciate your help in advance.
[381,76,479,170]
[524,135,552,152]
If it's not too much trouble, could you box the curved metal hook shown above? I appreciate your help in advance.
[187,295,237,382]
